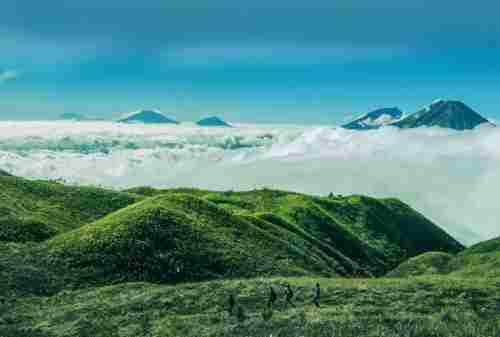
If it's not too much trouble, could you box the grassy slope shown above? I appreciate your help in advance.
[1,276,499,337]
[128,188,463,272]
[0,175,141,242]
[0,180,496,337]
[389,236,500,278]
[0,184,463,297]
[40,194,343,287]
[27,188,464,290]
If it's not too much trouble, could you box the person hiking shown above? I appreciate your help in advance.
[228,293,236,316]
[285,283,294,307]
[313,282,321,307]
[268,286,278,308]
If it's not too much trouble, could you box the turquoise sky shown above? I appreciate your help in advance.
[1,1,499,123]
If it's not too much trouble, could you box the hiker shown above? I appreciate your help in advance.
[313,282,321,307]
[268,286,278,308]
[228,293,236,315]
[285,284,294,307]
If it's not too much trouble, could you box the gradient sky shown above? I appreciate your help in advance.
[1,1,499,124]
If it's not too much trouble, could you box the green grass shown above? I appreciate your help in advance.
[1,276,499,337]
[389,236,500,278]
[24,187,464,289]
[3,177,493,337]
[0,175,141,242]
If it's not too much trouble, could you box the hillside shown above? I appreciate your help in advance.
[0,175,141,242]
[2,276,499,337]
[389,236,500,278]
[392,100,492,130]
[0,178,496,337]
[0,178,462,295]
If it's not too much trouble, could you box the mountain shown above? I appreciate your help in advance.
[59,113,88,121]
[389,236,500,278]
[342,107,403,130]
[0,168,12,176]
[118,110,179,124]
[392,100,493,130]
[196,116,232,127]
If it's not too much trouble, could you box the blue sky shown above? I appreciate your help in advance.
[1,1,499,123]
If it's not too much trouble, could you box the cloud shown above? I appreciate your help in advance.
[0,121,499,245]
[0,70,19,83]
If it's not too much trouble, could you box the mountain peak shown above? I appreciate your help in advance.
[392,100,493,130]
[196,116,232,127]
[118,110,179,124]
[342,107,403,130]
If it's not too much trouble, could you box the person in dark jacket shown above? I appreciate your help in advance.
[228,293,236,315]
[313,282,321,307]
[268,286,278,308]
[285,283,294,307]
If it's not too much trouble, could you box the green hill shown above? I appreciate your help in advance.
[32,188,462,289]
[0,175,141,242]
[0,178,463,295]
[389,236,500,278]
[1,177,497,337]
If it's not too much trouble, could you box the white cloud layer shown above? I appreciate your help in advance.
[0,121,498,245]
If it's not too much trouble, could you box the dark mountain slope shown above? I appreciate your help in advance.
[119,110,179,124]
[342,107,403,130]
[196,116,232,127]
[392,100,492,130]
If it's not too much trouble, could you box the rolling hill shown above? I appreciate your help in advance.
[0,176,463,295]
[0,174,141,242]
[389,236,500,278]
[2,176,499,337]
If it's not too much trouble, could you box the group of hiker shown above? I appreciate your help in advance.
[228,282,321,315]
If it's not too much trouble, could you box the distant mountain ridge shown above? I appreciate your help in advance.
[196,116,232,127]
[342,107,403,130]
[392,100,493,130]
[119,110,179,124]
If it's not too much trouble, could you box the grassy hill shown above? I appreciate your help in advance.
[2,276,499,337]
[389,236,500,278]
[0,178,463,296]
[0,175,141,242]
[0,177,497,337]
[31,188,464,289]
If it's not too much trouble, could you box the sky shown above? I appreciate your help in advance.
[1,1,499,123]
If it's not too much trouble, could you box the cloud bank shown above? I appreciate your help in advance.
[0,121,498,245]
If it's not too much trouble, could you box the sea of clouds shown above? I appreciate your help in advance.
[0,121,498,245]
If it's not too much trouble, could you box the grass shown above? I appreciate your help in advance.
[389,236,500,279]
[0,175,141,242]
[3,177,495,336]
[17,187,463,289]
[1,276,499,337]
